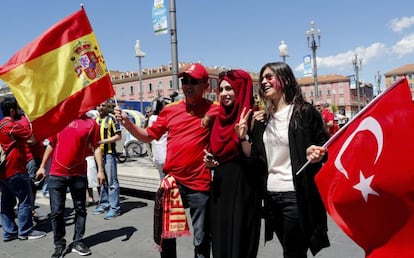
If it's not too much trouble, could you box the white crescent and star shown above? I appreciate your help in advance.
[334,116,382,202]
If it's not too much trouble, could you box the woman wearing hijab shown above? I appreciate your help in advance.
[205,69,264,258]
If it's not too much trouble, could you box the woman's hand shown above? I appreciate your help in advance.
[306,145,327,163]
[252,110,265,122]
[235,107,251,140]
[203,149,219,168]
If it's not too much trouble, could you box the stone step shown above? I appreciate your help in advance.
[117,157,161,193]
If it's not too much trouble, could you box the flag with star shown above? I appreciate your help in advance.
[315,78,414,257]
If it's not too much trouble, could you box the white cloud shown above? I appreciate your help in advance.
[295,42,387,72]
[389,16,414,32]
[391,34,414,57]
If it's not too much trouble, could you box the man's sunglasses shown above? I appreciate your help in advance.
[181,77,201,85]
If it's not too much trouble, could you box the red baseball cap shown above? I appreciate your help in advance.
[178,63,209,81]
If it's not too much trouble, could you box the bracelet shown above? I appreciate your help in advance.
[239,137,248,142]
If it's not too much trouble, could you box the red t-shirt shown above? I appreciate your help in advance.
[17,115,45,161]
[0,117,33,179]
[48,117,101,177]
[147,99,219,191]
[321,109,335,135]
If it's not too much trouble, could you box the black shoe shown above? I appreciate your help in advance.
[72,242,91,256]
[51,246,65,258]
[3,235,18,242]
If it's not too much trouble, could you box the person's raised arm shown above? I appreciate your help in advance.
[235,107,252,157]
[114,106,153,143]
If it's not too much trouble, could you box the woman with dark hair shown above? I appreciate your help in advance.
[205,69,263,258]
[238,62,330,257]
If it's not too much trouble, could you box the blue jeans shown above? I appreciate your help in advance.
[0,173,34,239]
[26,159,37,183]
[98,153,120,213]
[161,183,210,258]
[48,175,88,248]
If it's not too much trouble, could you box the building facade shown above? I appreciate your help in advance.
[384,63,414,99]
[112,64,376,118]
[111,63,261,112]
[297,74,373,118]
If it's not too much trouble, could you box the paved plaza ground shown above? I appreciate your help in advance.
[0,157,364,257]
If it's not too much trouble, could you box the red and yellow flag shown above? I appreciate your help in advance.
[0,7,115,140]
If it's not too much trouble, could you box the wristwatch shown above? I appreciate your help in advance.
[239,135,249,142]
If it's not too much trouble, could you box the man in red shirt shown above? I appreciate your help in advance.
[115,63,219,258]
[36,114,105,258]
[0,97,46,242]
[316,102,335,137]
[17,114,46,219]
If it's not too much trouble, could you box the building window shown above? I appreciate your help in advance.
[207,93,217,101]
[169,80,173,89]
[392,75,397,81]
[327,89,331,96]
[130,85,134,95]
[211,80,218,90]
[408,74,413,80]
[121,87,125,96]
[148,83,153,92]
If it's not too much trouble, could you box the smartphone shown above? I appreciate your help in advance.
[204,150,214,161]
[34,177,44,187]
[206,153,214,161]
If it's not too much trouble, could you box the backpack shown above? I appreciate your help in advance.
[0,120,13,173]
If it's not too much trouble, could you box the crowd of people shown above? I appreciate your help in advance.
[1,62,333,258]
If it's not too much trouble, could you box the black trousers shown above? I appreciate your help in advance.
[266,191,308,258]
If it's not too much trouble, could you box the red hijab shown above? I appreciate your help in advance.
[210,69,253,163]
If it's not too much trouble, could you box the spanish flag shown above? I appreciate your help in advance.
[0,7,115,140]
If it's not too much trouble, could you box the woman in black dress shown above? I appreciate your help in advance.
[206,69,263,258]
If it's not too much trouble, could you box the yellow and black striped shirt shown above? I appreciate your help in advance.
[96,114,121,154]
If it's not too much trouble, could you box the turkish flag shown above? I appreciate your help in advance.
[315,78,414,257]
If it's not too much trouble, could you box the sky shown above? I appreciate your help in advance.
[1,0,414,93]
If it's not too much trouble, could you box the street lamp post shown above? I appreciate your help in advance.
[352,54,362,112]
[135,40,146,113]
[306,21,321,101]
[278,40,289,62]
[375,70,382,96]
[169,0,179,92]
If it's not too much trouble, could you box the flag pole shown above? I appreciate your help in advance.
[296,78,406,175]
[112,97,118,107]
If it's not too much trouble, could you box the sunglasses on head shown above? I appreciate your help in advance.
[219,70,241,80]
[181,77,201,85]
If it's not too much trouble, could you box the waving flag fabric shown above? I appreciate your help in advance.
[315,78,414,257]
[0,7,114,140]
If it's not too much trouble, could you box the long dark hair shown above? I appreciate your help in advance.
[258,62,306,117]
